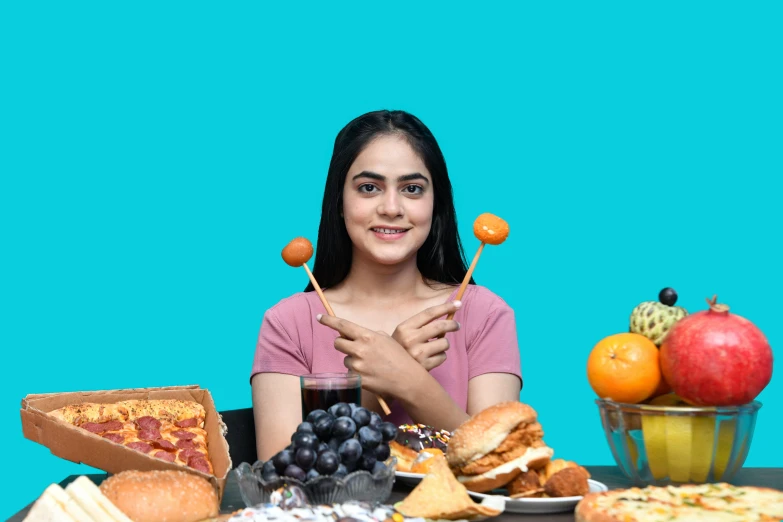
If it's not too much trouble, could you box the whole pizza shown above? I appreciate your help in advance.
[48,399,213,474]
[576,482,783,522]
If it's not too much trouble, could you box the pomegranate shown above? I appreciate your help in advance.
[660,295,773,406]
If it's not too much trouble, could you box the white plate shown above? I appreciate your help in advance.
[467,479,608,514]
[395,470,425,487]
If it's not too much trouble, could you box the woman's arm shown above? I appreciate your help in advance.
[251,372,301,461]
[316,314,470,431]
[395,370,470,431]
[466,373,522,415]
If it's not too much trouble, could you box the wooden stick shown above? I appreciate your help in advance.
[302,264,335,316]
[446,242,485,321]
[302,263,391,416]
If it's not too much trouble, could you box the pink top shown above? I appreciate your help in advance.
[251,284,522,426]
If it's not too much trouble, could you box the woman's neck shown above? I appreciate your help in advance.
[331,251,427,304]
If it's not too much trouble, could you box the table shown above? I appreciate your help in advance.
[9,466,783,521]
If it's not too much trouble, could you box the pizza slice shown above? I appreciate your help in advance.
[47,399,213,475]
[576,483,783,522]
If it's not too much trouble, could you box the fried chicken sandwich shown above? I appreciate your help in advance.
[446,401,554,493]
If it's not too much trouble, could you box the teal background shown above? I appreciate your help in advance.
[2,1,782,517]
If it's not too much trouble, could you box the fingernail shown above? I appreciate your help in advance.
[316,314,323,321]
[454,300,462,308]
[456,321,461,330]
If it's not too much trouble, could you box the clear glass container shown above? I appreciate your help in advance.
[234,457,397,507]
[596,399,761,486]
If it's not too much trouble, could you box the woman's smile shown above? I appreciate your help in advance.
[370,225,411,241]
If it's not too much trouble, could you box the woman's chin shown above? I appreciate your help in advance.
[360,248,418,267]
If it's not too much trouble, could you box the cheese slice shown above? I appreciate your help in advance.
[66,476,132,522]
[23,484,92,522]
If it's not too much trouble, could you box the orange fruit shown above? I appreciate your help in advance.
[587,333,662,404]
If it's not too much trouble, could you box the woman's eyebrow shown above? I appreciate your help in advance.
[351,171,430,184]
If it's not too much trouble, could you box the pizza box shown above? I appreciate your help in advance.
[20,384,232,498]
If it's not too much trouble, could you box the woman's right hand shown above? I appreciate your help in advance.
[391,300,462,371]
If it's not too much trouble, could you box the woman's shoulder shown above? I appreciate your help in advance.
[462,284,513,314]
[264,292,320,321]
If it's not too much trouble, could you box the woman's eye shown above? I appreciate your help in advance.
[358,184,379,194]
[402,185,423,195]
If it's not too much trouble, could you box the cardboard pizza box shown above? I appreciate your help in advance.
[20,385,233,498]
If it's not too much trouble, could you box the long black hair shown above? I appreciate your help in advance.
[306,110,473,292]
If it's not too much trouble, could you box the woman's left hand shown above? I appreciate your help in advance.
[317,313,422,399]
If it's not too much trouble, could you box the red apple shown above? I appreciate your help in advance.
[660,296,773,406]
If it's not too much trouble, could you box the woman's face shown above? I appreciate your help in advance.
[342,134,434,267]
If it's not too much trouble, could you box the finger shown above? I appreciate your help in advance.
[418,319,461,342]
[334,336,356,355]
[343,355,355,371]
[423,353,447,371]
[402,300,462,330]
[411,337,450,362]
[317,314,369,341]
[424,337,450,356]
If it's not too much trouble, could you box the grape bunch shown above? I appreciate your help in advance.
[261,403,398,483]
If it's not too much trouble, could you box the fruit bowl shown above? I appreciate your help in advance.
[233,457,398,506]
[596,398,761,486]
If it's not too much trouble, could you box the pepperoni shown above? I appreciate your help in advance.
[170,430,196,440]
[154,451,176,462]
[175,439,196,450]
[102,420,123,431]
[188,457,211,474]
[102,433,125,444]
[178,448,203,463]
[81,423,105,434]
[175,417,198,428]
[139,429,161,441]
[126,442,153,453]
[136,416,161,430]
[152,439,177,452]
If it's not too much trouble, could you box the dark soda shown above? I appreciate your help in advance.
[301,386,361,419]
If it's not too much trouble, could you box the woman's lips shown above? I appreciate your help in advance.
[371,227,409,241]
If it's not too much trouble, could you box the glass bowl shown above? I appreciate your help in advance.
[233,457,398,507]
[596,399,761,486]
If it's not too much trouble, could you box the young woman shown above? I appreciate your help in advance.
[251,110,521,460]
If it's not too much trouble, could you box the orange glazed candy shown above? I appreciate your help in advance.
[282,237,314,267]
[473,213,509,245]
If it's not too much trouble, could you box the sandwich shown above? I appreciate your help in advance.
[446,401,554,492]
[99,470,220,522]
[24,476,132,522]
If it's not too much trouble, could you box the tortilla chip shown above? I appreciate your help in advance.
[396,455,503,520]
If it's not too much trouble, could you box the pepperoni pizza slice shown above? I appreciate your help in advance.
[48,399,213,474]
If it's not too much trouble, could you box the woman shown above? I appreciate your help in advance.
[251,110,521,460]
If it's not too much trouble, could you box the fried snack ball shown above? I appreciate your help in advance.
[543,467,590,497]
[282,237,314,267]
[473,213,509,245]
[540,459,590,484]
[506,470,543,497]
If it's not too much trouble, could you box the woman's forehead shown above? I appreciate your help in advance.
[348,135,431,180]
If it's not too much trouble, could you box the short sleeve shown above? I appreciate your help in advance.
[250,307,310,381]
[466,301,522,382]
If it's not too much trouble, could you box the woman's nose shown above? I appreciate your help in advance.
[377,191,403,217]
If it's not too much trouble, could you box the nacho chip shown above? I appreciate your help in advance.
[396,455,503,520]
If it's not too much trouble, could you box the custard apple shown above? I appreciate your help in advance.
[630,287,688,346]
